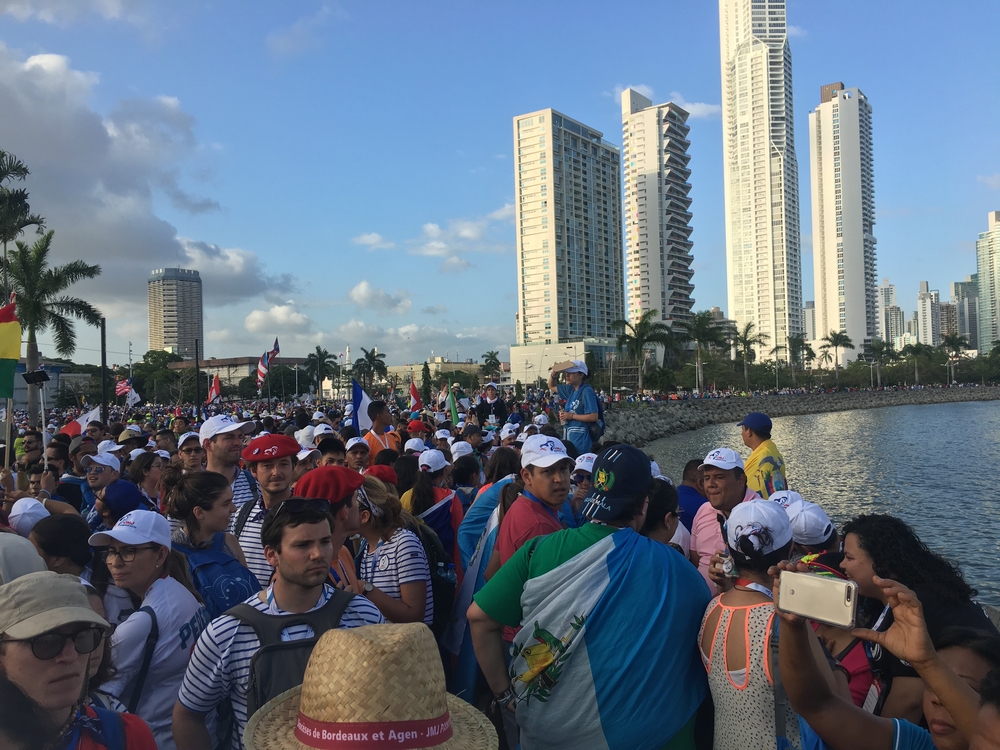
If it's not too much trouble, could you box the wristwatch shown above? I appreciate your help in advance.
[363,581,374,594]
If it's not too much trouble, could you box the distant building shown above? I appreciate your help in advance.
[916,281,941,346]
[939,303,958,338]
[977,212,1000,352]
[951,274,979,351]
[709,306,738,344]
[809,83,877,366]
[894,331,918,351]
[878,278,896,340]
[803,301,816,342]
[906,312,919,337]
[148,268,203,360]
[883,305,905,344]
[167,356,307,388]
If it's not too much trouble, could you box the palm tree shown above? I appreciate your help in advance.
[610,309,675,391]
[786,333,815,387]
[353,346,387,390]
[0,151,45,297]
[940,333,969,384]
[481,350,502,380]
[733,322,770,391]
[820,331,855,388]
[901,341,936,385]
[679,310,727,392]
[868,338,895,389]
[304,346,337,396]
[6,231,101,426]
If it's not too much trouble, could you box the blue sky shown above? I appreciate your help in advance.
[1,0,998,368]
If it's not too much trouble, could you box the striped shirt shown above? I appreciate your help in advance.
[232,467,257,510]
[359,528,434,626]
[231,497,271,588]
[176,584,384,750]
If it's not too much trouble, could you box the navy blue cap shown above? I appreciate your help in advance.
[737,412,772,433]
[582,444,653,522]
[102,480,147,518]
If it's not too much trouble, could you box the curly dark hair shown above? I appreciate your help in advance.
[842,514,976,603]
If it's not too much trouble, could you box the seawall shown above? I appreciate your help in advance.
[603,387,1000,447]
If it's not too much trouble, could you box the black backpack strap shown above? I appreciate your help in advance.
[233,495,259,540]
[125,606,159,714]
[225,590,357,646]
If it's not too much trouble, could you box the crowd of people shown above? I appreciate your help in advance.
[1,359,999,749]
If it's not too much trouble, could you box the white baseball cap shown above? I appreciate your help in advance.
[769,490,806,510]
[345,437,369,452]
[700,447,745,472]
[89,509,172,549]
[344,404,354,415]
[481,431,495,445]
[784,499,835,547]
[128,448,147,461]
[295,425,315,448]
[98,439,123,454]
[500,424,518,440]
[154,450,171,460]
[177,431,201,448]
[650,459,662,478]
[418,449,449,473]
[314,424,335,438]
[561,359,589,375]
[434,429,451,440]
[404,438,426,454]
[520,434,571,469]
[199,414,253,443]
[297,447,321,463]
[450,441,474,460]
[725,499,793,555]
[82,453,120,473]
[9,498,50,538]
[574,452,597,475]
[532,413,549,426]
[313,411,325,421]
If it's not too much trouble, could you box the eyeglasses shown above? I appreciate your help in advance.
[179,447,203,455]
[84,465,107,475]
[100,544,159,562]
[4,626,105,660]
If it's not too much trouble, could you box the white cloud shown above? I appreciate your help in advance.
[244,304,312,333]
[0,0,147,24]
[403,204,514,272]
[668,91,722,119]
[352,232,394,250]
[441,256,471,272]
[978,174,1000,190]
[606,83,655,100]
[180,239,295,305]
[422,304,447,315]
[348,280,412,315]
[266,5,346,60]
[787,25,807,38]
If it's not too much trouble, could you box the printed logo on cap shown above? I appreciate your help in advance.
[538,439,562,454]
[707,449,728,462]
[263,444,279,457]
[120,518,137,529]
[593,468,615,492]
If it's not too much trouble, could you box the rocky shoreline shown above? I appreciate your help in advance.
[603,387,1000,447]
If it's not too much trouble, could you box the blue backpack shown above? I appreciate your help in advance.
[173,533,261,619]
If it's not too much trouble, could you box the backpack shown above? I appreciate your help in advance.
[584,384,605,442]
[225,589,356,718]
[411,520,456,640]
[173,534,262,619]
[232,469,261,537]
[88,706,126,750]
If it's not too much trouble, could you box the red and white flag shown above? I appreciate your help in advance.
[114,378,131,397]
[206,374,221,405]
[409,379,422,411]
[256,338,280,391]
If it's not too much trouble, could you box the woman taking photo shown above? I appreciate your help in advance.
[356,476,433,626]
[89,510,208,750]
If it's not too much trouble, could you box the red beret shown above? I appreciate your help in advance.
[296,466,365,504]
[407,419,428,433]
[241,433,300,463]
[366,465,398,486]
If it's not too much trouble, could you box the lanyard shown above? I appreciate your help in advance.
[361,539,384,581]
[523,489,565,528]
[735,577,773,599]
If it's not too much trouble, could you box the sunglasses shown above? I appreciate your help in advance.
[4,626,105,660]
[84,465,107,475]
[571,472,592,484]
[100,544,159,562]
[179,447,204,455]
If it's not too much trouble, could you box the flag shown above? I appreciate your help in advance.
[448,390,459,425]
[351,379,373,432]
[0,301,20,399]
[126,386,141,407]
[256,337,280,390]
[409,380,422,411]
[114,378,131,397]
[75,405,101,433]
[206,374,221,405]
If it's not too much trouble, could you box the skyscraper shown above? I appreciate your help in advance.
[719,0,802,358]
[951,274,979,351]
[621,89,695,329]
[916,281,941,347]
[977,212,1000,352]
[884,305,905,344]
[877,277,896,339]
[809,84,877,362]
[512,109,623,346]
[148,268,204,360]
[802,301,816,341]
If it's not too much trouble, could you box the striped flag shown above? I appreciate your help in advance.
[115,378,132,397]
[206,374,221,405]
[351,379,373,432]
[0,300,21,399]
[256,338,280,390]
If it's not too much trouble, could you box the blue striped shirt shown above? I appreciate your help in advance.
[176,584,384,750]
[359,528,433,626]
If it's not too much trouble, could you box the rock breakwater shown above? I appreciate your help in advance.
[603,387,1000,447]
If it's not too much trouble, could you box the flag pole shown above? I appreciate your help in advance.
[100,317,108,426]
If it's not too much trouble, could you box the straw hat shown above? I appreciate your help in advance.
[243,623,498,750]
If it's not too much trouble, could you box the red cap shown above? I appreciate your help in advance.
[366,465,398,486]
[296,466,365,504]
[407,419,428,433]
[241,433,300,463]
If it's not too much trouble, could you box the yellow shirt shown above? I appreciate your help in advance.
[744,439,787,499]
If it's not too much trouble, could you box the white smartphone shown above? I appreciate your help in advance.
[777,571,859,629]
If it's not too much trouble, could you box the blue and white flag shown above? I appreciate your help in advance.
[351,379,373,432]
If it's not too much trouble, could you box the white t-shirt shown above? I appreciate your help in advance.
[176,585,384,750]
[670,520,692,557]
[102,576,209,750]
[80,568,136,627]
[359,528,434,626]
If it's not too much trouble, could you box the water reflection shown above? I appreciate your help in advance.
[645,400,1000,605]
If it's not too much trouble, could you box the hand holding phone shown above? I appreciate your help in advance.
[776,571,858,629]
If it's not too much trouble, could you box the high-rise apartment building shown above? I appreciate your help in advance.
[802,301,816,341]
[883,305,905,344]
[939,303,958,337]
[148,268,203,360]
[512,109,623,346]
[621,89,695,329]
[719,0,802,358]
[877,278,896,340]
[916,281,941,347]
[809,83,877,365]
[977,212,1000,352]
[950,274,979,351]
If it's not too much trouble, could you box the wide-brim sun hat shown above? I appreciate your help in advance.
[243,623,497,750]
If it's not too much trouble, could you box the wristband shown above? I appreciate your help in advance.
[492,688,515,712]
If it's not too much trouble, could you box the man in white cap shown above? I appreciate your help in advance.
[547,359,600,455]
[201,415,257,510]
[690,447,758,593]
[345,437,370,472]
[499,422,518,448]
[434,429,452,451]
[176,431,204,473]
